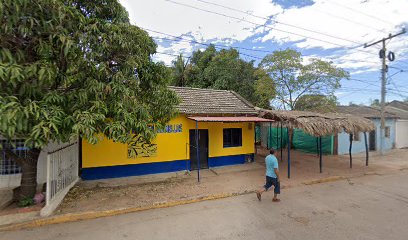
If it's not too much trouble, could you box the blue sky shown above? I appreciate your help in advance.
[120,0,408,105]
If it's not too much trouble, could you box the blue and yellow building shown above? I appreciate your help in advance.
[81,87,271,180]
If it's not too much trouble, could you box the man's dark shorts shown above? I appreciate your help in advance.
[264,176,280,194]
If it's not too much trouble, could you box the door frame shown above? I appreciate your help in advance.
[189,129,209,170]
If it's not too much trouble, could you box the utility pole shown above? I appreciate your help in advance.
[364,28,406,155]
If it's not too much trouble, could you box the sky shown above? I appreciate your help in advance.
[120,0,408,105]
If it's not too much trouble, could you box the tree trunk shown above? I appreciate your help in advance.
[6,148,41,201]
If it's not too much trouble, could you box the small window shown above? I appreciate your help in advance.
[223,128,242,148]
[385,127,390,138]
[1,140,26,175]
[353,133,360,141]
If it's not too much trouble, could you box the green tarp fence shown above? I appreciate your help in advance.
[264,127,333,154]
[255,125,261,144]
[267,127,288,149]
[292,129,334,155]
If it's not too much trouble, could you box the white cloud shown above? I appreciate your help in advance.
[120,0,408,68]
[120,0,282,63]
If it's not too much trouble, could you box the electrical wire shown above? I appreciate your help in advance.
[326,0,395,27]
[195,0,363,45]
[163,0,379,56]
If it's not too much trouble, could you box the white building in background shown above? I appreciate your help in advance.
[384,101,408,149]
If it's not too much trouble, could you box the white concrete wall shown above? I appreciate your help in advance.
[396,120,408,148]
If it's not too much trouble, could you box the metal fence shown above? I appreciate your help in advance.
[0,139,25,175]
[45,142,79,207]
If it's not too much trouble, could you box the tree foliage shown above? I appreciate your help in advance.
[0,0,179,199]
[259,49,349,110]
[294,94,338,113]
[170,46,275,108]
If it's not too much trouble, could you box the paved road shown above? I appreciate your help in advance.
[4,171,408,240]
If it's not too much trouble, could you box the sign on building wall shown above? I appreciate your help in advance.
[127,124,183,158]
[127,135,158,158]
[150,124,183,134]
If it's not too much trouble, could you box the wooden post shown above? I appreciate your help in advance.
[319,137,322,173]
[280,122,283,162]
[287,126,291,179]
[349,133,353,169]
[316,137,319,157]
[364,132,369,166]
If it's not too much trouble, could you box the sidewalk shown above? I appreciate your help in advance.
[1,148,407,230]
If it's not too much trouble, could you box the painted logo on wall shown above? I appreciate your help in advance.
[127,124,182,158]
[127,135,157,159]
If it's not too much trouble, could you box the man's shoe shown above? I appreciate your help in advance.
[272,198,280,202]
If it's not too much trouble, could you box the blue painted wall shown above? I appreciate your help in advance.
[208,154,247,168]
[338,118,396,155]
[374,118,396,151]
[338,131,366,155]
[82,160,189,180]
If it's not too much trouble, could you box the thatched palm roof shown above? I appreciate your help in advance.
[257,108,375,137]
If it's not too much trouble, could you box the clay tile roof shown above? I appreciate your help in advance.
[169,86,257,115]
[388,100,408,112]
[335,105,398,118]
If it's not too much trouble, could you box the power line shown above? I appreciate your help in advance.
[151,35,269,54]
[326,0,395,27]
[284,0,386,34]
[163,0,379,56]
[195,0,363,45]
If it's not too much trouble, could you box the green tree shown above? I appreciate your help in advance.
[370,98,380,107]
[0,0,179,200]
[294,94,337,112]
[170,54,189,87]
[259,49,349,110]
[178,46,275,107]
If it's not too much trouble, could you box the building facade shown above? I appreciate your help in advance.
[336,106,397,155]
[81,87,268,180]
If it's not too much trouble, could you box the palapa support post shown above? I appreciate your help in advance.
[280,122,283,162]
[364,132,369,166]
[275,123,278,150]
[316,137,319,157]
[287,126,291,179]
[269,122,272,149]
[319,137,323,173]
[196,121,200,182]
[349,133,353,169]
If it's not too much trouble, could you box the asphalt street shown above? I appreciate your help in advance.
[3,171,408,240]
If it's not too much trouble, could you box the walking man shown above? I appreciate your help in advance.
[256,148,280,202]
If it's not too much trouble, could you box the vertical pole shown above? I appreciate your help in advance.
[316,137,319,157]
[364,30,407,154]
[349,134,353,168]
[280,122,283,162]
[287,126,291,179]
[46,154,51,205]
[319,137,322,173]
[269,122,272,149]
[380,39,386,155]
[196,121,200,182]
[275,123,278,150]
[364,132,369,166]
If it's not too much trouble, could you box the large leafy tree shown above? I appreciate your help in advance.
[259,49,349,110]
[0,0,179,200]
[172,45,275,108]
[294,94,338,113]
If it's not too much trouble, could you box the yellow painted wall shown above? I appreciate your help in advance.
[82,115,255,168]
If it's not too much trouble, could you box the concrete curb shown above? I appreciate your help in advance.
[303,176,345,185]
[0,190,255,232]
